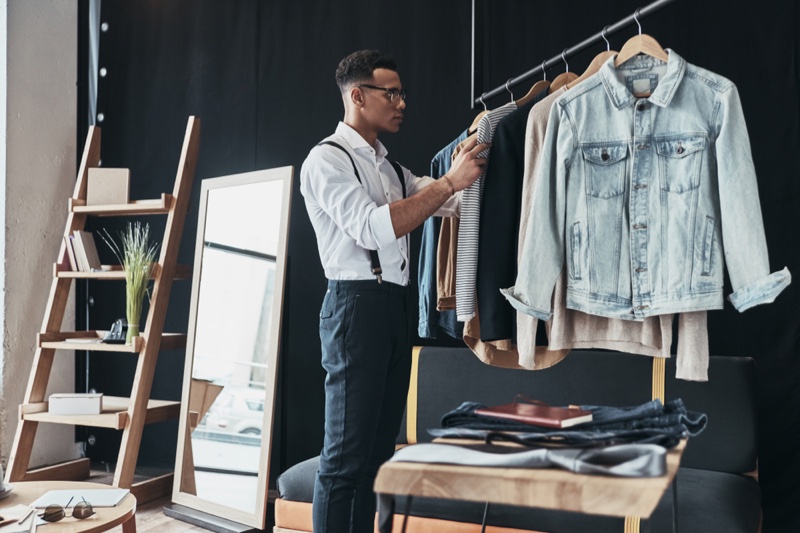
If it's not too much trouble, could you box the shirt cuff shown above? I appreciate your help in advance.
[370,203,397,249]
[499,287,553,321]
[728,267,791,312]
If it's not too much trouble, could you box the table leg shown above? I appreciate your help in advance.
[401,496,413,533]
[377,494,396,533]
[671,475,678,533]
[122,515,137,533]
[480,502,490,533]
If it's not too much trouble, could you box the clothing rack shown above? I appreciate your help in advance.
[471,0,678,108]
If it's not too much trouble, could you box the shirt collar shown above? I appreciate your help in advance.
[335,121,389,161]
[599,48,686,109]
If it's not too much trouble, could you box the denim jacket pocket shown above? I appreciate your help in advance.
[656,135,707,193]
[701,216,717,276]
[582,144,629,199]
[570,222,583,280]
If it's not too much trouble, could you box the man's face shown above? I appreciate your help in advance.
[356,68,406,133]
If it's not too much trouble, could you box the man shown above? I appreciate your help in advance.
[300,49,489,533]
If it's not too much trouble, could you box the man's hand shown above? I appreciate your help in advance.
[444,137,491,192]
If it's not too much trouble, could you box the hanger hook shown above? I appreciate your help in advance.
[505,79,514,102]
[479,93,487,111]
[561,49,569,73]
[541,60,547,81]
[602,26,610,51]
[634,8,642,35]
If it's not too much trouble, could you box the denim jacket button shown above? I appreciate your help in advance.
[637,103,647,111]
[677,146,685,154]
[601,151,609,161]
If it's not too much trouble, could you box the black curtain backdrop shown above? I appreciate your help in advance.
[86,1,800,530]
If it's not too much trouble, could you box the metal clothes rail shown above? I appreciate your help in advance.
[471,0,678,108]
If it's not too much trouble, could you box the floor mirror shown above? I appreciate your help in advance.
[171,166,293,529]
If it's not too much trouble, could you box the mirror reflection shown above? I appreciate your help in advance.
[174,168,292,527]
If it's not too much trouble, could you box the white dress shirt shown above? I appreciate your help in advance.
[301,122,461,286]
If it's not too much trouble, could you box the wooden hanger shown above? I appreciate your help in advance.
[468,94,490,134]
[567,28,617,89]
[549,51,578,94]
[516,79,551,106]
[549,72,579,93]
[614,10,668,67]
[614,34,668,66]
[567,50,617,89]
[515,61,552,106]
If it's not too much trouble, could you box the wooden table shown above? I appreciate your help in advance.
[0,481,136,533]
[374,440,685,532]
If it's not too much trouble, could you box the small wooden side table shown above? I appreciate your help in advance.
[374,440,686,532]
[0,481,136,533]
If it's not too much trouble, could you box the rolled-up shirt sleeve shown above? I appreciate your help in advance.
[405,170,462,217]
[302,146,397,250]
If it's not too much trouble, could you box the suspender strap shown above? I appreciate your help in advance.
[316,140,407,283]
[388,160,407,198]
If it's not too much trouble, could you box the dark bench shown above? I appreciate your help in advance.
[275,347,761,532]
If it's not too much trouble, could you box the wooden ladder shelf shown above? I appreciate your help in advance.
[4,116,201,504]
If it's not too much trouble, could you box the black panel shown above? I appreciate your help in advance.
[414,347,757,474]
[86,1,800,529]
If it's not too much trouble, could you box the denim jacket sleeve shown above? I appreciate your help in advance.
[501,100,575,320]
[715,85,792,311]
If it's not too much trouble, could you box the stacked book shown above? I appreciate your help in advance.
[64,230,102,271]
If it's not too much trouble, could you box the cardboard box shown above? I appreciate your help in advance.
[87,168,130,205]
[48,393,103,415]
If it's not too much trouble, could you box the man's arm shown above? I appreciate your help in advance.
[389,136,489,238]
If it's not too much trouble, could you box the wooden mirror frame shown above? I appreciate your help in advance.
[172,166,293,528]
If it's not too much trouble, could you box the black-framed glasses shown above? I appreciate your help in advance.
[357,84,407,103]
[40,496,95,523]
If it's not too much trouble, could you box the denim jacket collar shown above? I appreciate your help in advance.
[599,48,687,109]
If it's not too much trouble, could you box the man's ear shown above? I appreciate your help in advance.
[349,86,364,108]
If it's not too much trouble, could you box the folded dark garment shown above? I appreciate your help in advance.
[430,398,706,449]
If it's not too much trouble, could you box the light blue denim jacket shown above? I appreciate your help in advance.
[503,50,790,321]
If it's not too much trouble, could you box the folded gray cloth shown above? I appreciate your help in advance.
[390,442,666,477]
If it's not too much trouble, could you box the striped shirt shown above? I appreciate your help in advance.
[455,102,517,321]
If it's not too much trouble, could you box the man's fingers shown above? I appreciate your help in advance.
[462,136,480,151]
[472,142,491,154]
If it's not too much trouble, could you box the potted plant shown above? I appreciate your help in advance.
[101,222,159,344]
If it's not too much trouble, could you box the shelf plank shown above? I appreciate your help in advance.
[20,396,181,430]
[55,263,192,280]
[38,331,186,353]
[158,333,187,351]
[22,458,92,482]
[70,194,173,216]
[39,331,144,352]
[132,473,174,504]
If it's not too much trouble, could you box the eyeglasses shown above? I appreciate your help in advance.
[40,497,95,523]
[357,84,407,103]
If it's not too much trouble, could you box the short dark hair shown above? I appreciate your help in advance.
[335,50,397,93]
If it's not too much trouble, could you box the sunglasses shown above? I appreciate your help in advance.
[39,496,95,523]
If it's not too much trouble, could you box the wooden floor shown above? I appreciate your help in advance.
[81,467,274,532]
[106,496,208,532]
[104,496,275,532]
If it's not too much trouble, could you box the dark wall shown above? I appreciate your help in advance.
[87,1,800,531]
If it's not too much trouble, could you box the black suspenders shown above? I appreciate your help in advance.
[317,140,407,283]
